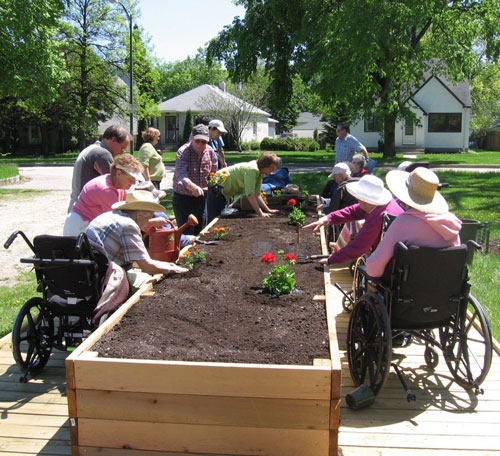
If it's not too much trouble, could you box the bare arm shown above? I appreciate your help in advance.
[136,258,189,275]
[257,194,279,214]
[247,193,267,217]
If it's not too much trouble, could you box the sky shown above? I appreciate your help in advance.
[135,0,246,63]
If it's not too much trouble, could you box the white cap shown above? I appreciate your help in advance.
[328,162,351,178]
[208,119,228,133]
[114,164,144,182]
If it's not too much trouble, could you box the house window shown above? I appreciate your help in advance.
[428,113,462,133]
[364,115,381,132]
[28,125,41,145]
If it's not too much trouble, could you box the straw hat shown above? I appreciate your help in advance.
[345,175,392,206]
[386,167,448,214]
[328,162,351,178]
[111,190,165,212]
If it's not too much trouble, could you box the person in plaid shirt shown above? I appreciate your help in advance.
[172,124,217,235]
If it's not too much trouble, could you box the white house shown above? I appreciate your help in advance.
[350,75,471,153]
[155,84,274,148]
[290,112,327,138]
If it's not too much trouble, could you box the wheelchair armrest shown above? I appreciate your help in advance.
[357,265,384,286]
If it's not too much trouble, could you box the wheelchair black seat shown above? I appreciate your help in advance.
[383,243,469,330]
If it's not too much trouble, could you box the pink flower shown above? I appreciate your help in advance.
[260,253,276,263]
[287,198,297,206]
[285,253,297,263]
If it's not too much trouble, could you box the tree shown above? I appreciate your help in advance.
[198,83,262,151]
[130,26,161,149]
[0,0,65,103]
[156,50,227,102]
[60,0,127,148]
[208,0,500,157]
[470,62,500,147]
[183,109,193,144]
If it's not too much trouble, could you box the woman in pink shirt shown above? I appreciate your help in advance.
[63,154,144,236]
[366,167,462,277]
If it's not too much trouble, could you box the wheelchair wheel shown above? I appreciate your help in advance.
[347,292,392,395]
[352,256,367,302]
[439,294,492,389]
[12,297,53,376]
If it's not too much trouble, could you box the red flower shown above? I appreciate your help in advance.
[260,253,276,263]
[285,253,297,262]
[287,198,297,206]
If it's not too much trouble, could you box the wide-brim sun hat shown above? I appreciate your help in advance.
[328,162,351,178]
[386,167,448,214]
[345,174,392,206]
[114,164,144,182]
[112,190,164,212]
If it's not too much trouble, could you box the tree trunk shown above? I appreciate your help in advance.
[382,112,397,158]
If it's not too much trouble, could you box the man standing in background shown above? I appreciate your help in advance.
[68,125,130,211]
[335,122,370,163]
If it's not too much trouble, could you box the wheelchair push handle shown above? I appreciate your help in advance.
[4,231,36,253]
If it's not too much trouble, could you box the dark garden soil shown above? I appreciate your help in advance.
[93,203,331,365]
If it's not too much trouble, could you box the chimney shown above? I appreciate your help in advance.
[219,80,226,92]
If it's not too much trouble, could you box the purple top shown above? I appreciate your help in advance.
[172,143,217,196]
[326,199,404,264]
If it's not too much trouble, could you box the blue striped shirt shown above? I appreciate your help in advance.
[335,134,365,163]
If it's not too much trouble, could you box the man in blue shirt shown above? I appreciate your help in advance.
[335,122,370,163]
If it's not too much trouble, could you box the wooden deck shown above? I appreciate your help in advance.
[1,266,499,455]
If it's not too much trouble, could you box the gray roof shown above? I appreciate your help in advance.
[293,112,327,131]
[158,84,271,116]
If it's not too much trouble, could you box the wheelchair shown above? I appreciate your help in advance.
[346,241,492,406]
[4,231,108,382]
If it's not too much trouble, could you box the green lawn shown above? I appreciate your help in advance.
[1,149,499,166]
[0,163,18,179]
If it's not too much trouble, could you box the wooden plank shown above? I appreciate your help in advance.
[0,413,68,427]
[338,431,500,451]
[75,389,331,429]
[339,448,499,456]
[0,401,69,416]
[0,437,70,455]
[339,419,500,436]
[73,358,332,399]
[78,447,251,456]
[78,419,329,456]
[0,424,70,440]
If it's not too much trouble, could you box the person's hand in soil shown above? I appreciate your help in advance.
[303,216,329,233]
[266,208,279,215]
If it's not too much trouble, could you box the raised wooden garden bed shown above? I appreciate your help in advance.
[66,205,342,456]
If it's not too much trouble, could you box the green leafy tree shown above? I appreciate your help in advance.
[470,62,500,147]
[157,50,227,101]
[130,26,161,149]
[0,0,64,103]
[208,0,500,157]
[183,109,194,143]
[60,0,127,148]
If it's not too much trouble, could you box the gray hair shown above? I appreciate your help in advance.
[352,154,366,168]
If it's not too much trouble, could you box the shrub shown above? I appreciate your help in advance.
[260,137,320,152]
